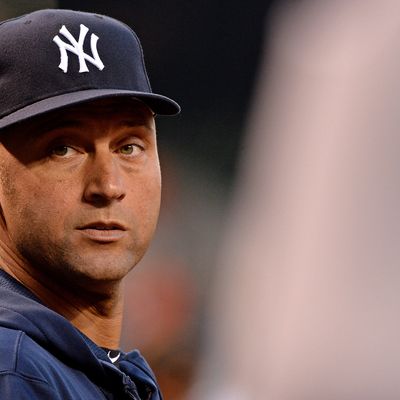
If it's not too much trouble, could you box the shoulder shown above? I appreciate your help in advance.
[0,326,108,399]
[0,326,59,397]
[2,326,77,377]
[0,326,22,372]
[0,326,54,376]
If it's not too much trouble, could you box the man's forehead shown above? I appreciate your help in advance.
[1,97,155,140]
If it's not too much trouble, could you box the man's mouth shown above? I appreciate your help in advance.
[87,226,118,230]
[77,222,127,242]
[79,222,127,230]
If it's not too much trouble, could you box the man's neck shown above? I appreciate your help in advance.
[37,276,124,349]
[0,237,124,349]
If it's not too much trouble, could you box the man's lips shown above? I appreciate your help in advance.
[77,221,127,242]
[78,221,127,231]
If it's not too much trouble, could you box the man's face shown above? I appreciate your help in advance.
[0,98,161,291]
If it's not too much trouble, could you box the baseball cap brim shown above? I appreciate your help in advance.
[0,88,180,130]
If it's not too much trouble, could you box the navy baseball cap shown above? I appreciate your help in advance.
[0,9,180,130]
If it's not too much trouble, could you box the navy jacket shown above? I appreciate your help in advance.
[0,270,162,399]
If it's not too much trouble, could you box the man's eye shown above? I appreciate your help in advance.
[119,144,142,156]
[51,145,77,157]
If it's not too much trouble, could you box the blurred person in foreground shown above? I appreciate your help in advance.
[0,8,179,399]
[193,1,400,399]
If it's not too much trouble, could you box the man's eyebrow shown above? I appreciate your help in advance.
[24,116,154,143]
[121,120,141,126]
[16,119,82,146]
[34,119,83,137]
[118,119,154,129]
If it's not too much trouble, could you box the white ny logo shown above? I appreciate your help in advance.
[53,24,105,73]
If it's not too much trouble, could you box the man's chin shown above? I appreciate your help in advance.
[76,257,136,281]
[44,252,137,292]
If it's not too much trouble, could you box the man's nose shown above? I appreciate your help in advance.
[83,152,126,205]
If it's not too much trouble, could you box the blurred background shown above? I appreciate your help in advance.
[4,1,400,399]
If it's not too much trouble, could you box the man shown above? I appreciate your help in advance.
[0,8,180,399]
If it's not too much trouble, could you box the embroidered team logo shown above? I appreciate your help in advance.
[53,24,105,73]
